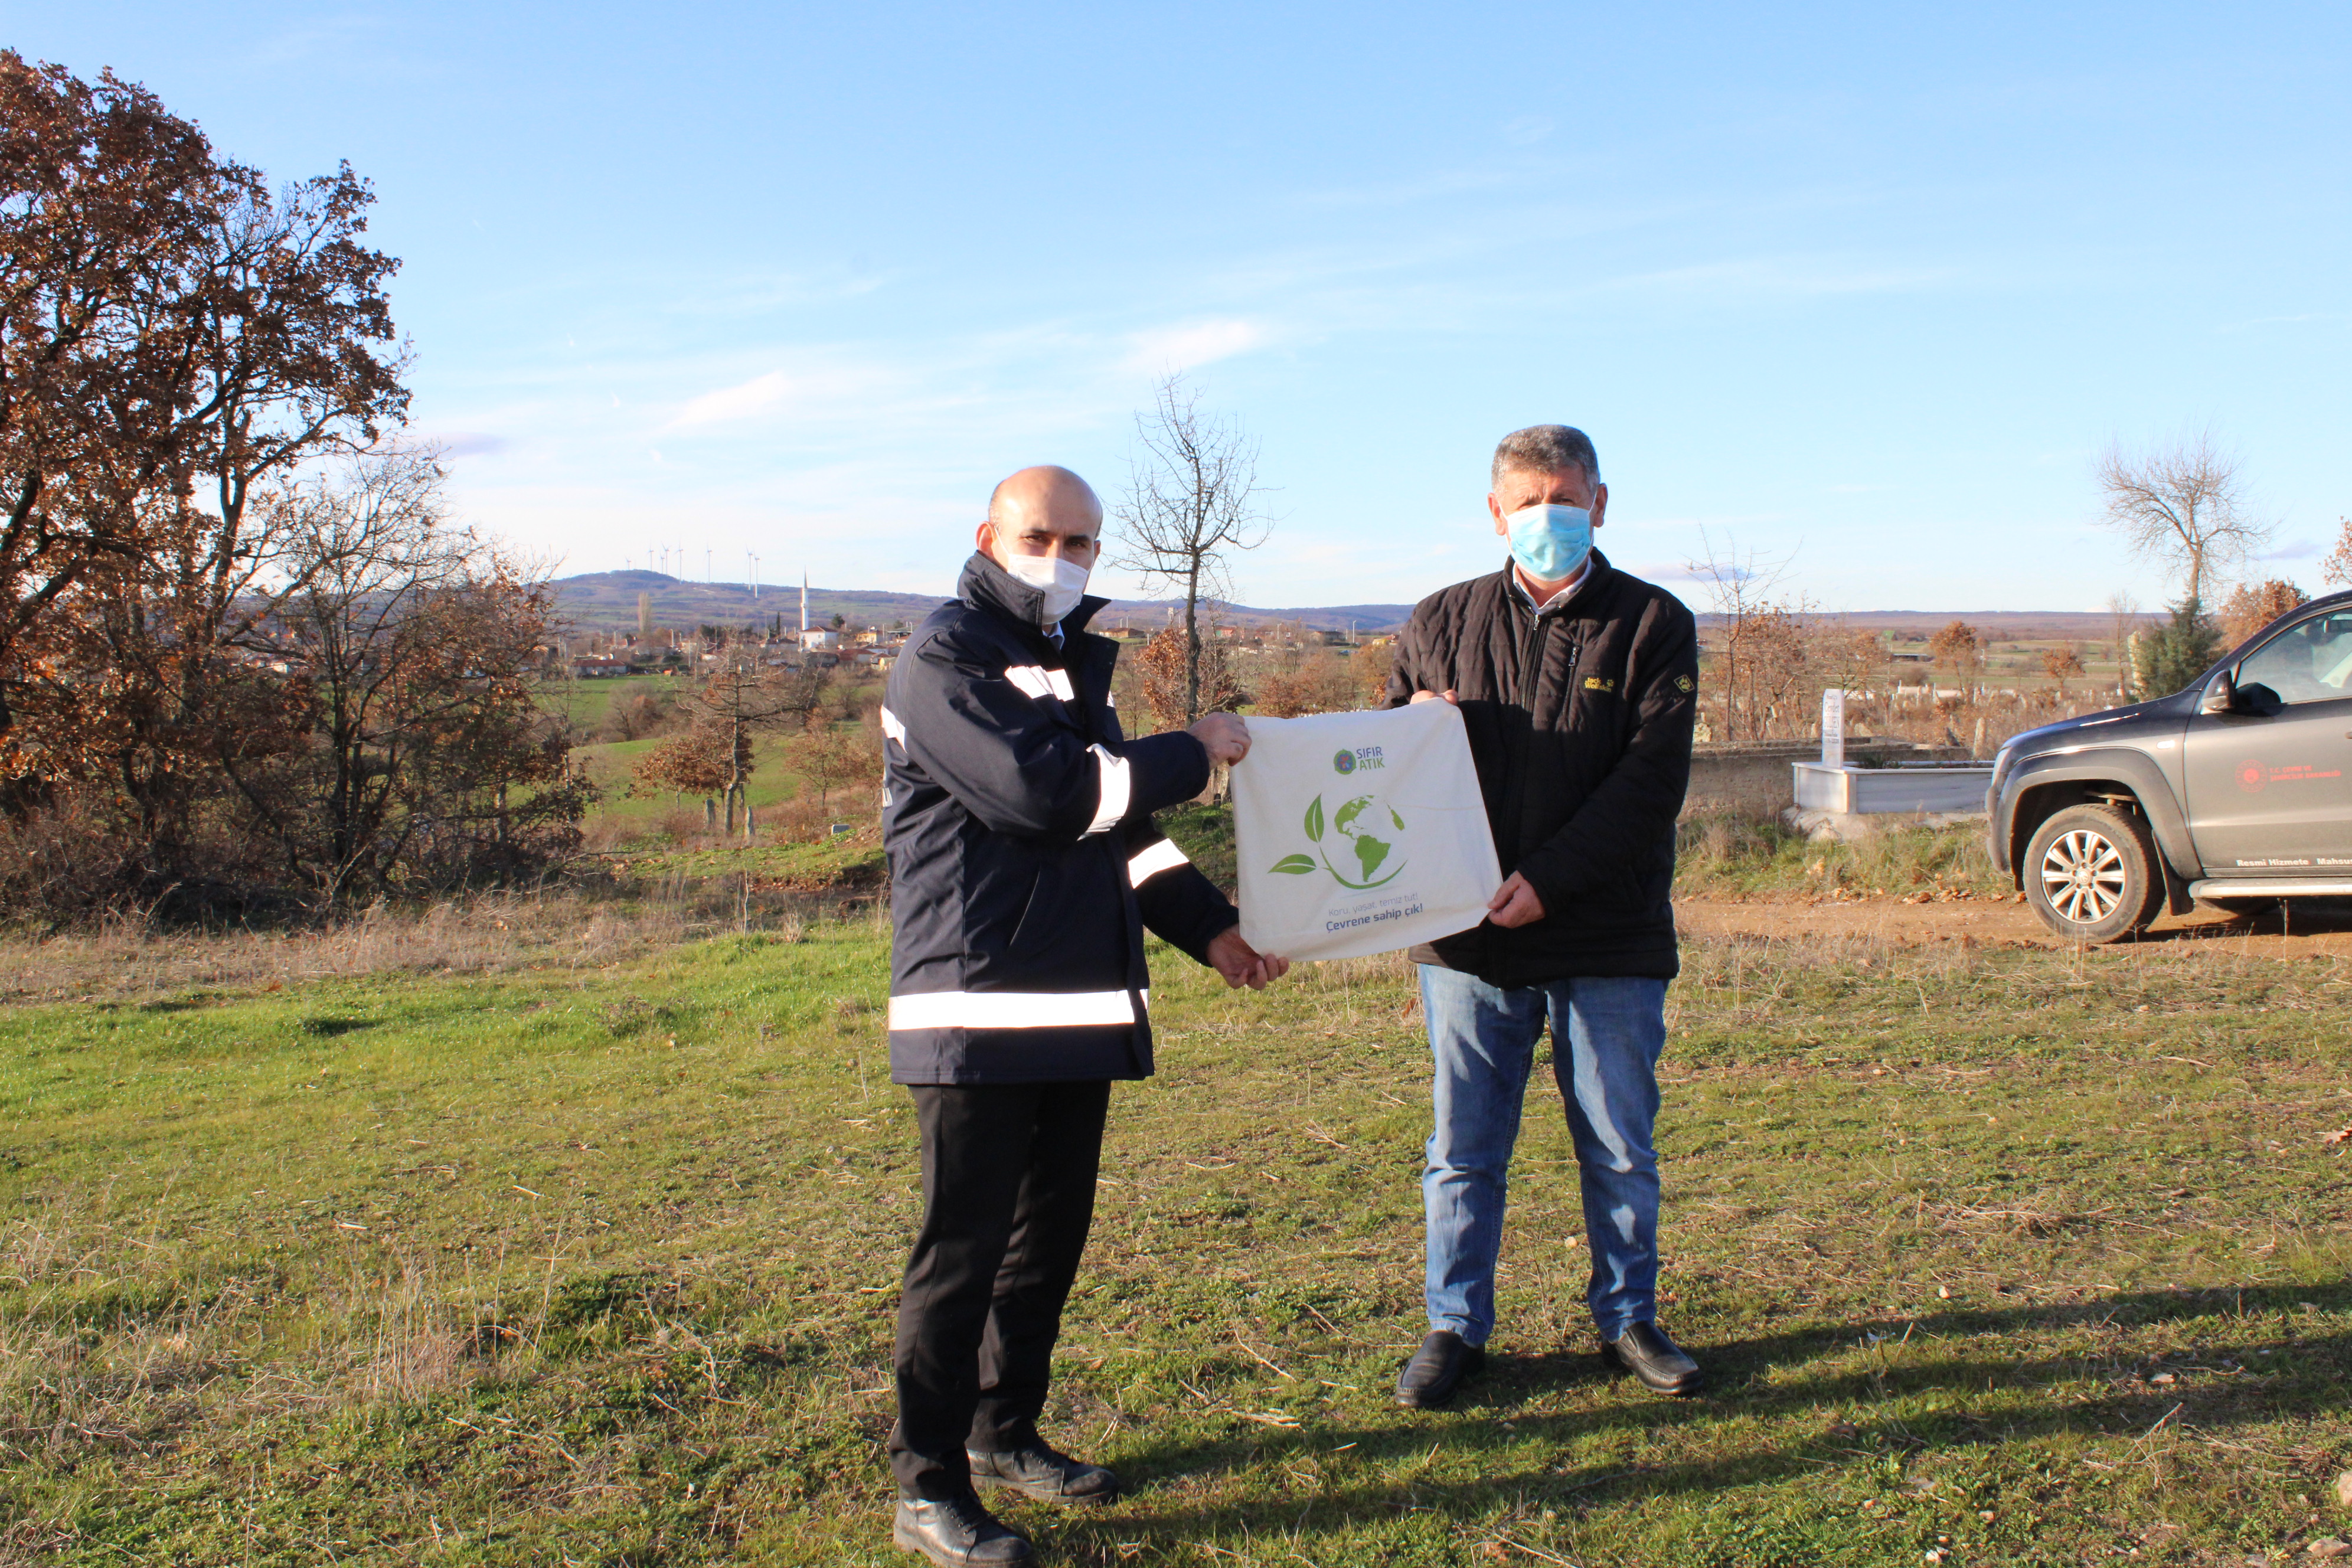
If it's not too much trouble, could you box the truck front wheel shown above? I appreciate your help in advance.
[2023,803,2165,943]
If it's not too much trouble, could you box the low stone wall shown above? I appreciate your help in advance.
[1683,741,1967,821]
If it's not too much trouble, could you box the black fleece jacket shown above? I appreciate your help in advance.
[1382,550,1698,984]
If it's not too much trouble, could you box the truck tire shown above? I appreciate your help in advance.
[2023,803,2166,943]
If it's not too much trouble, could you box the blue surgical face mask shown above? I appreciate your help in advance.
[1504,502,1593,583]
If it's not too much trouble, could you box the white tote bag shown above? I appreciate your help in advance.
[1229,701,1502,962]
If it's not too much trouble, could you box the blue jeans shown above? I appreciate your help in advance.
[1419,964,1667,1345]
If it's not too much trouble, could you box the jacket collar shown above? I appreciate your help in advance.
[1502,546,1613,619]
[956,550,1109,643]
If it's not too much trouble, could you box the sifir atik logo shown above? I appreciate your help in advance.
[1269,792,1409,890]
[1332,746,1384,776]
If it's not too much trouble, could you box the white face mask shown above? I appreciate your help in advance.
[1001,551,1090,626]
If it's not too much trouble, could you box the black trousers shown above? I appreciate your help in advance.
[887,1079,1112,1498]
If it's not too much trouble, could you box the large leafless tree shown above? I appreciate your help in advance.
[2096,433,2268,607]
[1109,374,1272,724]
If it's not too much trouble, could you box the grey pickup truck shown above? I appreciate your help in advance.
[1989,588,2352,942]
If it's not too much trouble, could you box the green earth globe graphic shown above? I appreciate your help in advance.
[1332,793,1406,883]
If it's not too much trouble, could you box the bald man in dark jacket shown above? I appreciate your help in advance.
[879,466,1287,1567]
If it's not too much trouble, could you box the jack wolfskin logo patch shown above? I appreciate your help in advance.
[1583,675,1616,693]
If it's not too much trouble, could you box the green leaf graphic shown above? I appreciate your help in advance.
[1304,795,1324,841]
[1269,854,1317,875]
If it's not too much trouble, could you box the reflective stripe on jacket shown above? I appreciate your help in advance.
[1382,549,1698,985]
[881,552,1237,1084]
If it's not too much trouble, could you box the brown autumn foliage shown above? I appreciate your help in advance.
[2321,518,2352,590]
[2217,578,2307,646]
[789,720,879,811]
[602,687,682,741]
[636,726,738,806]
[0,56,498,919]
[1927,619,1982,680]
[0,52,406,743]
[1252,647,1368,718]
[1133,626,1245,733]
[2040,645,2087,686]
[1,451,586,916]
[1726,605,1812,735]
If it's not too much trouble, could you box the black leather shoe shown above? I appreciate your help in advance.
[966,1441,1120,1505]
[893,1491,1033,1566]
[1394,1329,1487,1409]
[1600,1321,1703,1396]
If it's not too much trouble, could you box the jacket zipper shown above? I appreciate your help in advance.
[1495,602,1551,870]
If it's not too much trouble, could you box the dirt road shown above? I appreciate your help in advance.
[1676,892,2352,956]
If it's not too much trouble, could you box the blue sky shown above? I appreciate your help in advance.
[15,2,2350,611]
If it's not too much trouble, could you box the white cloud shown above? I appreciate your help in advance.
[1121,319,1268,375]
[668,370,793,429]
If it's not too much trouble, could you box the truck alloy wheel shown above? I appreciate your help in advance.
[2023,803,2165,944]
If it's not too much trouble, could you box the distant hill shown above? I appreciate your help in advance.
[551,572,2137,644]
[1718,610,2155,643]
[550,571,1418,636]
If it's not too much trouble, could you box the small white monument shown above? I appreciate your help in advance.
[1792,686,1992,819]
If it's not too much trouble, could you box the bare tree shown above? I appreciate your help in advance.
[2096,433,2268,605]
[213,451,583,901]
[1109,375,1272,723]
[789,718,877,811]
[1683,530,1793,743]
[696,651,828,837]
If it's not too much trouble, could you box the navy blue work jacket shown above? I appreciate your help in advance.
[880,553,1237,1083]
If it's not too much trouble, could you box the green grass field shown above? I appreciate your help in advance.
[4,910,2350,1565]
[549,673,886,840]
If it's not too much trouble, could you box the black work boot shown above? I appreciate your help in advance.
[1599,1321,1703,1396]
[967,1440,1121,1504]
[1394,1329,1487,1409]
[893,1491,1033,1566]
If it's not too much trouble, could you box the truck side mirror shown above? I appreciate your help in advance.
[2237,680,2284,716]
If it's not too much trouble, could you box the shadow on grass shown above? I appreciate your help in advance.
[1092,1283,2348,1537]
[299,1015,380,1037]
